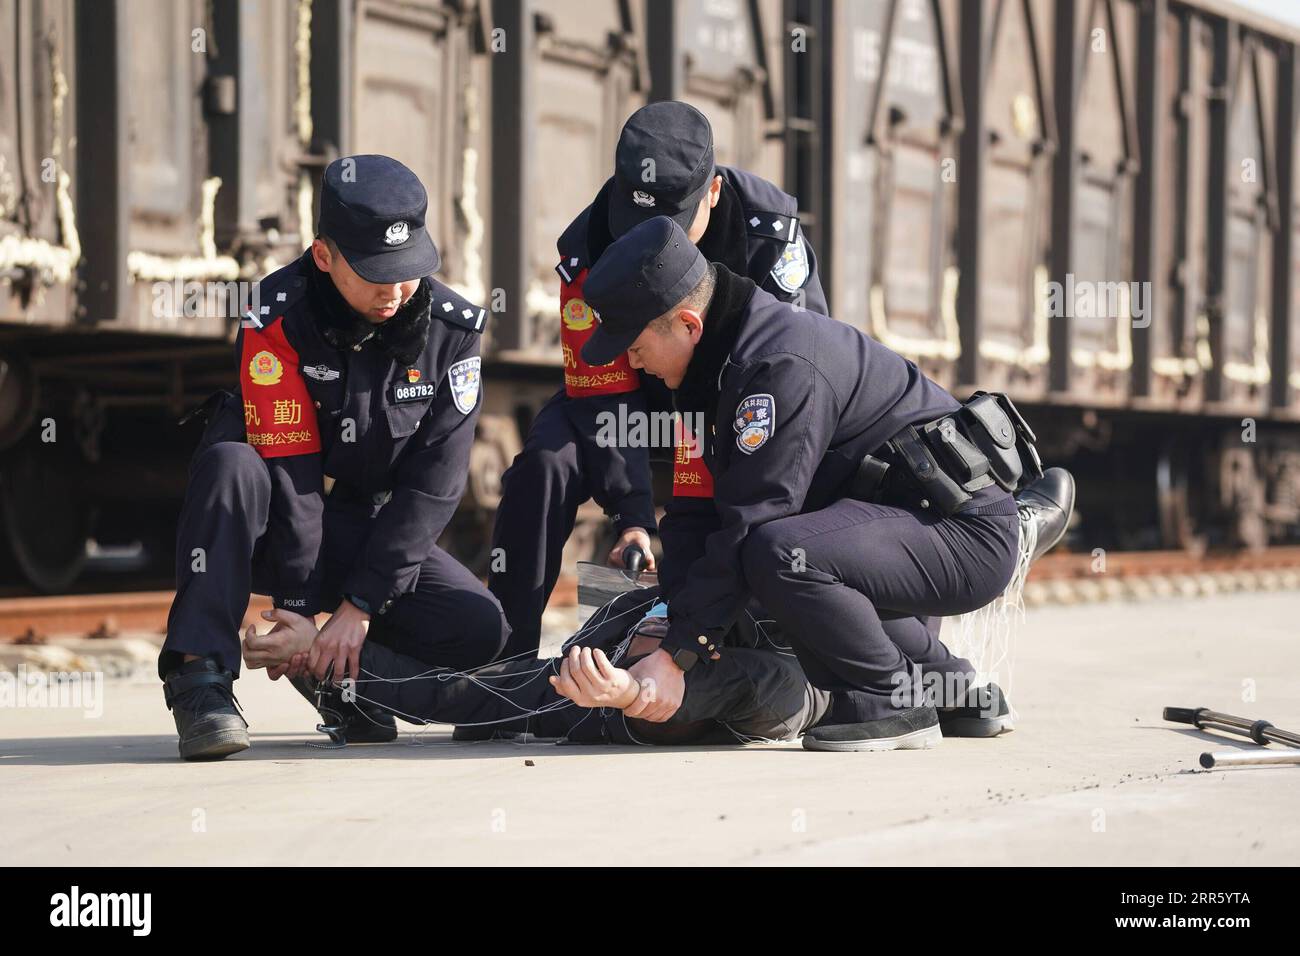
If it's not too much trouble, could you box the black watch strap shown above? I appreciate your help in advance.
[670,645,702,672]
[670,634,722,671]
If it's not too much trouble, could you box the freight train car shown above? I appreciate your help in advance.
[792,0,1300,552]
[0,0,1297,594]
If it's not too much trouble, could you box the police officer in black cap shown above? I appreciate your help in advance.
[159,154,507,760]
[578,216,1074,750]
[489,101,828,658]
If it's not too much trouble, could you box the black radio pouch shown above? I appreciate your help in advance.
[965,391,1043,490]
[921,391,1043,497]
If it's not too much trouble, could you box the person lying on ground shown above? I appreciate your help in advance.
[243,586,830,746]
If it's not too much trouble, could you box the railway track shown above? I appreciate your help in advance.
[0,591,270,644]
[1028,546,1300,580]
[2,548,1300,643]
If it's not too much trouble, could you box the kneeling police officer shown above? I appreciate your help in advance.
[578,216,1072,750]
[488,101,828,659]
[159,155,508,760]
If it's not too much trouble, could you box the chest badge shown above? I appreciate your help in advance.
[248,350,283,386]
[734,393,775,454]
[391,367,435,404]
[302,364,340,382]
[448,356,481,415]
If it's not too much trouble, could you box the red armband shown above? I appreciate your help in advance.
[672,414,714,498]
[559,268,639,398]
[240,322,321,458]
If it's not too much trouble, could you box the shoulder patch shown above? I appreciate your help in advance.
[430,282,488,335]
[734,393,775,455]
[770,237,810,294]
[448,356,481,414]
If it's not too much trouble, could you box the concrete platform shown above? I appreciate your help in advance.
[1,591,1297,866]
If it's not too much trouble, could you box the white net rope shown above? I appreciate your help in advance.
[941,512,1034,711]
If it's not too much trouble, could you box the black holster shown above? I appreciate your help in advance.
[849,392,1043,517]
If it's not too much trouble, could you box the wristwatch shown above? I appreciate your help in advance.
[344,594,372,615]
[670,634,714,672]
[668,647,700,671]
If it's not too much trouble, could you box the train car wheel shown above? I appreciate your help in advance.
[0,441,93,593]
[0,352,38,452]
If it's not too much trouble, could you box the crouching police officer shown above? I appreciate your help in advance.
[579,216,1072,751]
[159,154,507,760]
[488,101,828,659]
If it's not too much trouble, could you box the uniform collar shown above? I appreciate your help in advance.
[305,251,433,365]
[569,181,617,266]
[675,264,756,406]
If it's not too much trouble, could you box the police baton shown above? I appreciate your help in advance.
[622,544,648,574]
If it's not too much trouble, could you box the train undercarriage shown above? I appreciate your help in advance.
[1,336,1297,595]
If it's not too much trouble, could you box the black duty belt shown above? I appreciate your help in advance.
[849,391,1043,517]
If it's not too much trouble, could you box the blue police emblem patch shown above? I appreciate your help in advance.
[770,237,810,294]
[734,393,775,455]
[448,357,481,415]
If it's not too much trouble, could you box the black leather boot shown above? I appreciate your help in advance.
[1015,467,1076,563]
[163,658,249,761]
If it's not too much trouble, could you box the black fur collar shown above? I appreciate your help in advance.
[675,263,756,410]
[305,253,433,365]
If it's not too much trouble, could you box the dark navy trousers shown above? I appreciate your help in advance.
[740,486,1020,721]
[487,392,593,660]
[159,441,509,679]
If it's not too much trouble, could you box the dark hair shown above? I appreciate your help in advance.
[315,233,339,255]
[649,263,716,332]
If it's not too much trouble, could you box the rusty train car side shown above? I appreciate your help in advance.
[0,0,1298,593]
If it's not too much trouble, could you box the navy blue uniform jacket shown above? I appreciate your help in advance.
[219,250,486,616]
[657,267,960,657]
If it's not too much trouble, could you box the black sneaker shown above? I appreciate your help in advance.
[937,683,1014,737]
[803,705,942,752]
[163,658,250,761]
[289,674,398,745]
[1015,467,1076,563]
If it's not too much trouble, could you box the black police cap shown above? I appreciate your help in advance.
[317,154,441,284]
[581,216,708,366]
[608,102,716,238]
